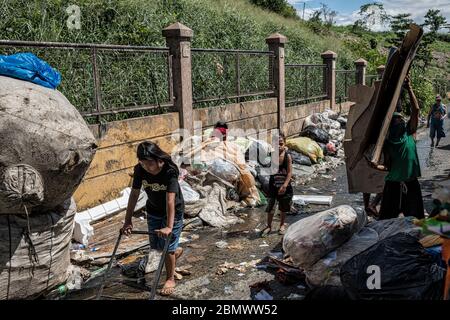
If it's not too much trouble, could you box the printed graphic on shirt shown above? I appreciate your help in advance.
[142,180,167,191]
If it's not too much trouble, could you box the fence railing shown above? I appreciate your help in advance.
[365,74,378,87]
[191,48,275,108]
[335,69,356,102]
[1,24,375,131]
[285,64,328,107]
[0,40,173,123]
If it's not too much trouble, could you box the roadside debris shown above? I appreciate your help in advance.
[283,205,366,268]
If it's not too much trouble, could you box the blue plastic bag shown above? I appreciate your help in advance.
[0,52,61,89]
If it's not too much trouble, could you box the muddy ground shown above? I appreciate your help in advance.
[60,121,450,300]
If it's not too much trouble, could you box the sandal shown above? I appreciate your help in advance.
[159,280,176,296]
[278,223,288,235]
[260,226,272,238]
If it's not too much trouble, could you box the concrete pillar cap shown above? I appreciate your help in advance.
[162,22,193,38]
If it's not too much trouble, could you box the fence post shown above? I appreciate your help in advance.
[266,33,287,132]
[321,50,337,110]
[376,65,385,80]
[162,22,194,137]
[354,58,367,85]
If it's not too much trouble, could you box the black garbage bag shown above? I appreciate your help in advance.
[257,173,271,196]
[340,233,445,300]
[290,150,312,166]
[337,117,347,129]
[299,126,330,144]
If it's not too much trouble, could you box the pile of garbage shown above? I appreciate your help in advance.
[282,204,447,299]
[173,136,271,228]
[286,110,347,186]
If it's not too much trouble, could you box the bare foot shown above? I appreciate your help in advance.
[159,279,176,296]
[278,223,288,235]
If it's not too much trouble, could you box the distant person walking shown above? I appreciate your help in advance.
[427,94,447,147]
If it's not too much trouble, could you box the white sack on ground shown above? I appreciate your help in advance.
[283,205,366,268]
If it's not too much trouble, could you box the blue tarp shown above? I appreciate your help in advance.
[0,52,61,89]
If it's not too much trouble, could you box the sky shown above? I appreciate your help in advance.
[287,0,450,31]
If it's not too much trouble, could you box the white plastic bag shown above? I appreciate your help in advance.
[209,159,240,183]
[179,180,200,204]
[283,205,366,268]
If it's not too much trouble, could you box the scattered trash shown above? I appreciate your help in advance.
[254,289,273,300]
[186,255,205,264]
[292,195,333,206]
[237,273,245,277]
[180,180,201,204]
[71,243,86,251]
[215,241,229,249]
[259,242,270,247]
[224,286,233,295]
[227,243,244,250]
[287,293,305,300]
[217,260,261,275]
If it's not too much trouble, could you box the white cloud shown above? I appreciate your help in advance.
[333,0,450,31]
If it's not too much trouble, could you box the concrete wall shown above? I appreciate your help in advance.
[193,98,278,136]
[73,112,179,210]
[74,99,354,210]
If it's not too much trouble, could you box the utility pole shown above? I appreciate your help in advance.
[295,1,306,20]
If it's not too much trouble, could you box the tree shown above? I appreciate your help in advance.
[389,13,413,47]
[423,9,447,33]
[307,3,337,30]
[417,9,447,69]
[353,2,390,31]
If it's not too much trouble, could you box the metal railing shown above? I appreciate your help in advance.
[365,74,378,87]
[0,40,174,123]
[335,69,356,102]
[191,48,275,108]
[285,63,328,107]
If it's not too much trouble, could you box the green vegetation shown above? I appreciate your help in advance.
[0,0,448,121]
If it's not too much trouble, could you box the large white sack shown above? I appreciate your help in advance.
[0,76,96,213]
[305,227,379,287]
[0,198,76,299]
[283,205,366,268]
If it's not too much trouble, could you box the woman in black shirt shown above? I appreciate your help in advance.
[121,141,184,296]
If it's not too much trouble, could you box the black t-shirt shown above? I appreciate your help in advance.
[132,163,184,220]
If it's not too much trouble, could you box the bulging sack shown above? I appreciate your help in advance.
[0,198,76,299]
[283,205,366,268]
[0,76,96,213]
[286,137,324,163]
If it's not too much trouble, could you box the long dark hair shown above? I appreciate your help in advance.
[137,141,180,176]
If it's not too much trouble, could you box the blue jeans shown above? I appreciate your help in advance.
[147,215,183,253]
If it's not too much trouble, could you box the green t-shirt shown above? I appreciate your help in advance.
[384,133,421,182]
